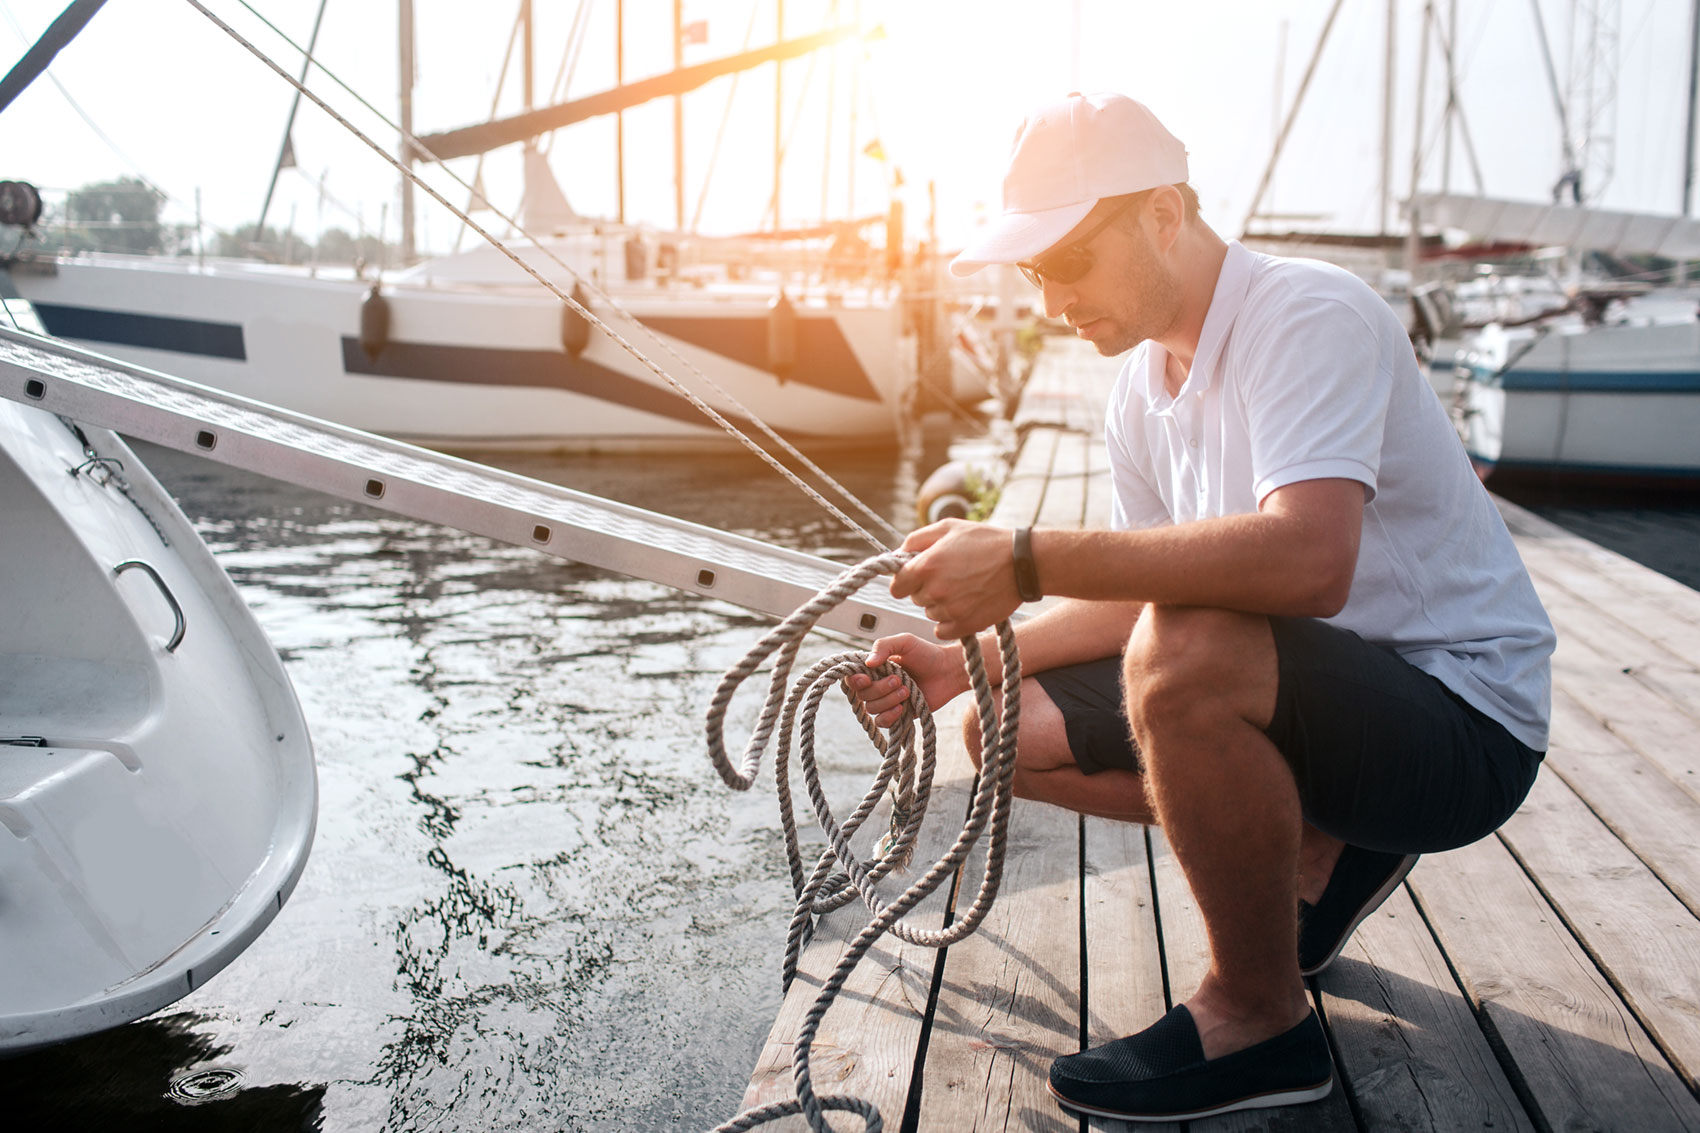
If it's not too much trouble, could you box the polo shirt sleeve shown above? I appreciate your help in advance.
[1239,297,1391,505]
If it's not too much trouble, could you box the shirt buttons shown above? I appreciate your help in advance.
[1188,439,1198,448]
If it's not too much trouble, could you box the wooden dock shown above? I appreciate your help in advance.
[739,337,1700,1132]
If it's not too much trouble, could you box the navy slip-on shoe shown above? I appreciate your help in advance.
[1299,845,1420,976]
[1047,1005,1334,1123]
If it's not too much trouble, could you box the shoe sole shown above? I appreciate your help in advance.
[1300,853,1420,977]
[1048,1075,1334,1122]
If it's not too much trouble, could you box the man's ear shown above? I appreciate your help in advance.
[1146,185,1186,253]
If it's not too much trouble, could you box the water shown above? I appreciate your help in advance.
[1502,486,1700,593]
[1,439,948,1131]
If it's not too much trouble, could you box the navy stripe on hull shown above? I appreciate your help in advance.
[340,337,858,440]
[32,302,246,360]
[1494,369,1700,394]
[640,314,880,401]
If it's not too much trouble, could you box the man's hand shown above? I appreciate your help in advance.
[846,633,969,728]
[890,519,1025,640]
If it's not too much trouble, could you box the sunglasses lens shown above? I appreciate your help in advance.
[1018,264,1044,289]
[1044,250,1092,285]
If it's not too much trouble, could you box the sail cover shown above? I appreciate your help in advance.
[1412,192,1700,260]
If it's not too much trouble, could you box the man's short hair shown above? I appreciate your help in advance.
[1107,183,1202,224]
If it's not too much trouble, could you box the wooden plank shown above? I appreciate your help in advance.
[1081,819,1176,1133]
[996,428,1058,529]
[1552,636,1700,809]
[1523,561,1700,725]
[1543,688,1700,919]
[1147,830,1357,1132]
[1528,561,1697,675]
[1522,547,1700,675]
[1500,499,1700,650]
[1318,887,1538,1131]
[740,732,977,1130]
[1406,840,1700,1132]
[913,798,1083,1131]
[1498,769,1700,1094]
[1038,432,1090,530]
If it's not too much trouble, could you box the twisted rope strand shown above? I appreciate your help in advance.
[705,553,1021,1133]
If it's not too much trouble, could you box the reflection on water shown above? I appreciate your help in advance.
[0,440,945,1131]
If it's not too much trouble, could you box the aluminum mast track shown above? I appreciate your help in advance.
[0,326,930,641]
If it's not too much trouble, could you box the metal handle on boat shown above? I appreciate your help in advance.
[114,559,186,653]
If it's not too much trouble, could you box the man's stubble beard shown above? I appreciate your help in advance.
[1092,226,1184,357]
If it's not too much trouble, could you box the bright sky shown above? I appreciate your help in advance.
[1,0,1694,256]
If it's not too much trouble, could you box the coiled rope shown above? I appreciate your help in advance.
[704,552,1021,1133]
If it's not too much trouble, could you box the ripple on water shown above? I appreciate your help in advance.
[0,440,937,1131]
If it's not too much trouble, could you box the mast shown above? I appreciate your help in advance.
[617,0,626,225]
[1404,1,1432,279]
[1240,0,1348,236]
[398,0,416,263]
[1441,0,1457,190]
[774,0,784,233]
[674,0,685,231]
[522,0,534,111]
[258,0,328,240]
[1685,0,1700,217]
[1380,0,1396,236]
[847,0,858,222]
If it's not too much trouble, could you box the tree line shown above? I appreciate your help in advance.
[39,177,397,265]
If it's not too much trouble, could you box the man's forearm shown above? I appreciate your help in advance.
[1028,482,1365,619]
[968,596,1142,686]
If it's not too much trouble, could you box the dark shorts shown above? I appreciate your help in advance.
[1031,616,1545,854]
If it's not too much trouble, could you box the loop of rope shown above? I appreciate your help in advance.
[189,0,904,554]
[705,552,1021,1133]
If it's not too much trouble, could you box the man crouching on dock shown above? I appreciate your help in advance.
[848,92,1555,1123]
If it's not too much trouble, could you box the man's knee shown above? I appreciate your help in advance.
[959,705,985,771]
[959,679,1074,781]
[1123,605,1277,744]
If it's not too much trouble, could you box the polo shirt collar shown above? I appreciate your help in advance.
[1139,240,1256,409]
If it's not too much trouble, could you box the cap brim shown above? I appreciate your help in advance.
[949,199,1096,278]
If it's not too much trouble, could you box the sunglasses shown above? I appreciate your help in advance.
[1016,196,1137,288]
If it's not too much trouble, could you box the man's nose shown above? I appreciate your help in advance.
[1041,278,1075,320]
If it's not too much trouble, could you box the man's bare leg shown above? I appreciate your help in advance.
[1125,604,1310,1061]
[960,680,1156,824]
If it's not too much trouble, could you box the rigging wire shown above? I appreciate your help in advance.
[451,0,524,254]
[0,5,172,208]
[200,0,906,552]
[690,3,763,235]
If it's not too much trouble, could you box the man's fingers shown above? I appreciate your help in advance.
[861,687,910,716]
[900,519,959,553]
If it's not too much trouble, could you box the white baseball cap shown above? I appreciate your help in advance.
[950,93,1189,278]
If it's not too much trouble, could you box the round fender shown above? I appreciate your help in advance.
[767,290,797,378]
[358,286,390,362]
[915,460,974,525]
[562,282,591,357]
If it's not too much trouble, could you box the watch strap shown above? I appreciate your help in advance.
[1012,526,1042,602]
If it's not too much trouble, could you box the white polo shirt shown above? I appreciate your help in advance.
[1105,241,1554,751]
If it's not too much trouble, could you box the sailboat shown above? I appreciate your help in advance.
[1430,194,1700,488]
[4,5,974,451]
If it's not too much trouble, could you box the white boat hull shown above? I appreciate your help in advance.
[1457,313,1700,487]
[8,254,916,451]
[0,398,316,1054]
